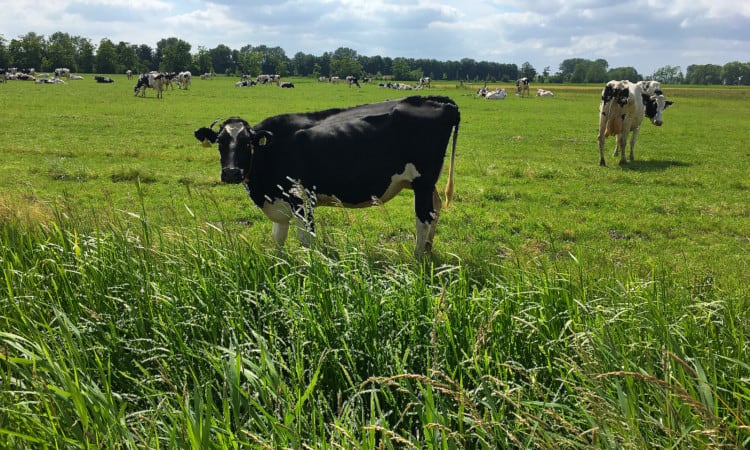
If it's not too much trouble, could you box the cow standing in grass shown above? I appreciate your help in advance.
[194,96,460,257]
[597,80,673,166]
[516,77,530,97]
[134,72,167,98]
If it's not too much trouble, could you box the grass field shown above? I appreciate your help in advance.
[0,75,748,448]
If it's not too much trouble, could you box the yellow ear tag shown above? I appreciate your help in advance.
[201,139,212,148]
[258,136,267,146]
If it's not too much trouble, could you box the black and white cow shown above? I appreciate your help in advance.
[194,96,460,256]
[516,77,530,97]
[54,68,70,78]
[134,72,167,98]
[177,71,192,90]
[597,80,673,166]
[346,76,361,88]
[95,75,115,83]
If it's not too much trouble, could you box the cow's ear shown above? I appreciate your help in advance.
[253,130,273,149]
[666,101,674,108]
[194,127,217,147]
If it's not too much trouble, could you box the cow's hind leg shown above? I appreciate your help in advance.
[413,185,440,257]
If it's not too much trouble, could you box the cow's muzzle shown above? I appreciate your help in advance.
[221,168,244,183]
[653,120,663,126]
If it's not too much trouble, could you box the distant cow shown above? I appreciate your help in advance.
[485,88,507,100]
[346,76,361,88]
[126,70,133,80]
[597,80,673,166]
[194,96,460,256]
[134,72,167,98]
[516,77,530,97]
[419,77,431,88]
[536,89,554,97]
[54,68,70,78]
[95,76,115,83]
[279,82,295,88]
[235,80,257,87]
[177,71,192,90]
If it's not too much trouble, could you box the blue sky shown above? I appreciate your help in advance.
[1,0,747,75]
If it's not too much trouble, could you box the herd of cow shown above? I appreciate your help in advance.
[1,68,672,255]
[193,77,673,256]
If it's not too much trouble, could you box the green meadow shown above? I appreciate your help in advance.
[0,75,748,448]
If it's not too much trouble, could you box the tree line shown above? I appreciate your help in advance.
[1,31,748,85]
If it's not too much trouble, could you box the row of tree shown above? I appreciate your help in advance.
[2,32,748,85]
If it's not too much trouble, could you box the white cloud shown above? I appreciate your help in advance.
[0,0,747,75]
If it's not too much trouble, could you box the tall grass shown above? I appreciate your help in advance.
[1,201,748,448]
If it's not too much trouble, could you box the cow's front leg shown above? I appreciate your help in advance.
[272,222,289,245]
[628,127,641,162]
[291,201,316,248]
[616,132,628,165]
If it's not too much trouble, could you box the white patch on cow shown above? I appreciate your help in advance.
[261,198,293,223]
[224,122,246,139]
[381,163,421,203]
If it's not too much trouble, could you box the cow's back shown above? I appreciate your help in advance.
[251,96,459,206]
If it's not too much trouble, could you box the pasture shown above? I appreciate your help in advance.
[0,75,748,448]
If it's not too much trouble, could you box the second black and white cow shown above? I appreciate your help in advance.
[597,80,673,166]
[516,77,530,97]
[194,96,460,256]
[134,72,167,98]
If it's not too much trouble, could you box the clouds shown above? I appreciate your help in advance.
[0,0,747,75]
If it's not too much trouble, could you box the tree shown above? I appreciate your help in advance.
[74,36,95,72]
[0,36,8,68]
[585,63,608,83]
[193,47,213,75]
[330,47,362,77]
[237,50,262,77]
[95,38,118,73]
[46,32,77,71]
[651,65,684,84]
[135,44,155,72]
[116,42,139,74]
[156,37,191,72]
[559,58,589,80]
[686,64,722,85]
[210,44,233,75]
[392,57,411,80]
[8,32,45,69]
[520,61,536,80]
[721,61,750,85]
[606,66,640,82]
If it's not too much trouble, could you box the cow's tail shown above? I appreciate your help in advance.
[444,122,459,208]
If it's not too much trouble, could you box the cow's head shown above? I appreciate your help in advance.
[602,80,630,107]
[194,117,273,184]
[643,94,673,126]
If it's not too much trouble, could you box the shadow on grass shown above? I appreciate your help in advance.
[621,159,691,172]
